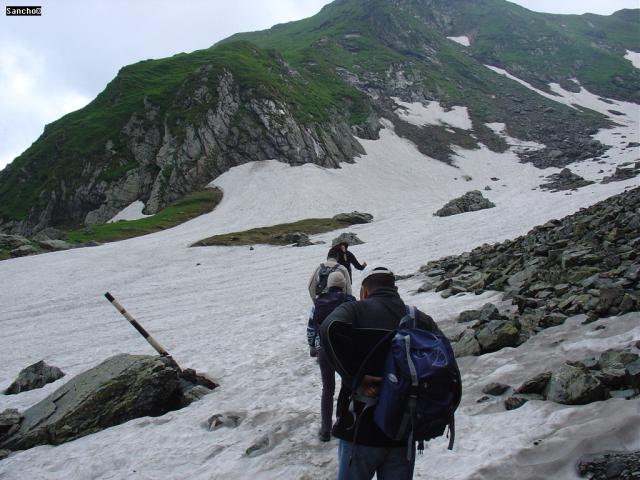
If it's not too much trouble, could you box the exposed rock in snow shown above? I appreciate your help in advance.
[332,211,373,225]
[540,168,595,192]
[4,361,65,395]
[434,190,496,217]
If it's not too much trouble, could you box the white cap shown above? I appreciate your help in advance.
[361,265,394,284]
[327,271,346,289]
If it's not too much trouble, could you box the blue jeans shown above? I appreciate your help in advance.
[338,439,416,480]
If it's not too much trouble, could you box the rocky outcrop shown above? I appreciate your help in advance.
[0,410,21,439]
[332,232,364,246]
[284,232,314,247]
[31,228,66,242]
[36,239,72,251]
[451,303,520,356]
[520,138,607,169]
[540,168,594,192]
[434,190,495,217]
[477,348,638,411]
[578,451,640,480]
[544,363,608,405]
[4,361,65,395]
[332,211,373,224]
[1,67,370,236]
[0,354,216,453]
[0,235,30,250]
[9,245,37,257]
[601,163,640,184]
[419,187,640,346]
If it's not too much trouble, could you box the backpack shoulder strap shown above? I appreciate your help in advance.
[399,305,417,329]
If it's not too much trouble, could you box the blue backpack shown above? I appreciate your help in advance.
[353,306,461,458]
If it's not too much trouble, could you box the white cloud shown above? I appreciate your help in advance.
[513,0,638,15]
[0,42,91,169]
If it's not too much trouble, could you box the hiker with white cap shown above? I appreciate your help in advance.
[307,271,356,442]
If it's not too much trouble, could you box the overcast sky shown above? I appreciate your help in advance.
[1,0,638,171]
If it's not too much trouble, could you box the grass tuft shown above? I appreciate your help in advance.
[191,217,352,247]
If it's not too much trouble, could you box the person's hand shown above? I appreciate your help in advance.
[362,261,367,268]
[361,375,383,397]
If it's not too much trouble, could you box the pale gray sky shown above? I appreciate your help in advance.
[0,0,638,170]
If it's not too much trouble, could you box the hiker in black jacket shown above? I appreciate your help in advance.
[336,242,367,283]
[319,266,442,480]
[307,271,356,442]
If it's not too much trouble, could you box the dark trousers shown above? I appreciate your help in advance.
[317,347,335,435]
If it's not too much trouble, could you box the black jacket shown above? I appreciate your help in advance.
[338,250,365,282]
[319,287,442,447]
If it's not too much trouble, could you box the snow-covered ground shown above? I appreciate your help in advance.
[393,98,473,130]
[108,201,150,223]
[0,82,639,479]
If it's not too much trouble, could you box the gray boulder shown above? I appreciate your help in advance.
[5,360,65,395]
[457,303,501,324]
[332,232,364,246]
[598,349,639,370]
[37,239,72,251]
[626,359,640,391]
[476,320,520,353]
[32,228,67,242]
[545,363,608,405]
[0,234,30,250]
[516,371,552,394]
[457,309,481,323]
[504,394,544,411]
[284,232,313,247]
[332,212,373,224]
[0,409,22,439]
[482,383,510,396]
[0,354,181,451]
[9,245,37,257]
[434,191,496,217]
[452,329,481,357]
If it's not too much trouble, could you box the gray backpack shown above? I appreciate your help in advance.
[315,264,340,296]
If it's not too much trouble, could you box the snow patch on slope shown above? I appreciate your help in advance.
[625,49,640,69]
[108,201,150,223]
[448,36,470,47]
[393,97,473,130]
[485,65,639,123]
[486,122,545,153]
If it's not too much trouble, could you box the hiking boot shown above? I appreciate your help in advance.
[318,430,331,442]
[309,346,317,358]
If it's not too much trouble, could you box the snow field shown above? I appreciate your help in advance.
[0,80,639,479]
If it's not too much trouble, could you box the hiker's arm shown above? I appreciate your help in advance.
[306,305,316,347]
[347,251,366,271]
[308,268,319,301]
